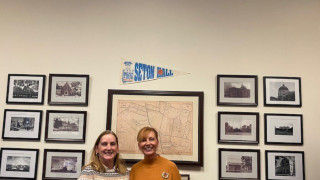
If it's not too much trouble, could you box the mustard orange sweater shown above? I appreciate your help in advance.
[130,155,181,180]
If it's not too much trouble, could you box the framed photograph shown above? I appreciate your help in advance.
[265,113,303,145]
[265,150,305,180]
[0,148,39,179]
[218,112,259,144]
[217,75,258,106]
[48,74,89,106]
[45,110,87,143]
[107,89,204,166]
[263,76,302,107]
[42,149,85,180]
[181,174,190,180]
[219,148,260,180]
[6,74,45,104]
[2,109,42,141]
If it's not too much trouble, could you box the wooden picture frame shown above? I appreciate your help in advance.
[42,149,85,180]
[218,111,259,144]
[265,150,305,180]
[217,75,258,106]
[0,148,39,180]
[263,76,302,107]
[2,109,42,141]
[219,148,260,180]
[6,74,46,104]
[106,89,204,166]
[265,113,303,145]
[45,110,87,143]
[48,74,89,106]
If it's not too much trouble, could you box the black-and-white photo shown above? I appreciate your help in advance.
[55,81,82,97]
[218,112,259,144]
[269,82,295,101]
[264,77,301,107]
[265,113,303,145]
[224,82,250,98]
[217,75,258,106]
[50,156,78,173]
[45,110,87,142]
[6,74,46,104]
[10,117,35,132]
[266,150,304,180]
[219,148,260,180]
[275,124,293,136]
[48,74,89,106]
[12,80,39,99]
[275,156,295,176]
[53,117,79,132]
[226,155,253,173]
[0,148,39,179]
[225,120,252,136]
[6,156,31,172]
[43,149,85,179]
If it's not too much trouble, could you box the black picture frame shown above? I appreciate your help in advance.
[181,174,190,180]
[42,149,85,180]
[45,110,87,143]
[106,89,204,166]
[217,75,258,106]
[2,109,42,141]
[0,148,39,180]
[264,113,303,145]
[219,148,260,180]
[218,111,259,144]
[48,74,89,106]
[263,76,302,107]
[6,74,46,105]
[265,150,305,180]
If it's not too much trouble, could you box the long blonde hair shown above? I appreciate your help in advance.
[84,130,127,174]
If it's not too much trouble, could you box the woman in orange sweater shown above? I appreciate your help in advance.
[130,127,181,180]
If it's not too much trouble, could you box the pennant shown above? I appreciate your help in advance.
[120,59,189,84]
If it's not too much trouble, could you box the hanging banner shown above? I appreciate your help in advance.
[120,59,189,84]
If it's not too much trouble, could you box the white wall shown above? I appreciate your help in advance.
[0,0,319,179]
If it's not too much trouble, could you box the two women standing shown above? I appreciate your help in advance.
[78,127,181,180]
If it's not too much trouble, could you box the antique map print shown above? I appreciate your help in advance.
[116,100,193,155]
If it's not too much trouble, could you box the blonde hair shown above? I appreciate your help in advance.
[137,126,159,143]
[83,130,127,174]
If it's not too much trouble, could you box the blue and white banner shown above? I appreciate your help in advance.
[120,60,189,84]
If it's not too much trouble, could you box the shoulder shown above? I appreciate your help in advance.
[130,160,144,171]
[158,156,178,168]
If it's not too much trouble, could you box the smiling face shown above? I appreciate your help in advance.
[95,134,119,166]
[138,131,159,159]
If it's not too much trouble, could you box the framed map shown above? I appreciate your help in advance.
[106,89,204,166]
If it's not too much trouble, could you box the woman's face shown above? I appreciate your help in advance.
[95,134,119,164]
[138,131,159,158]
